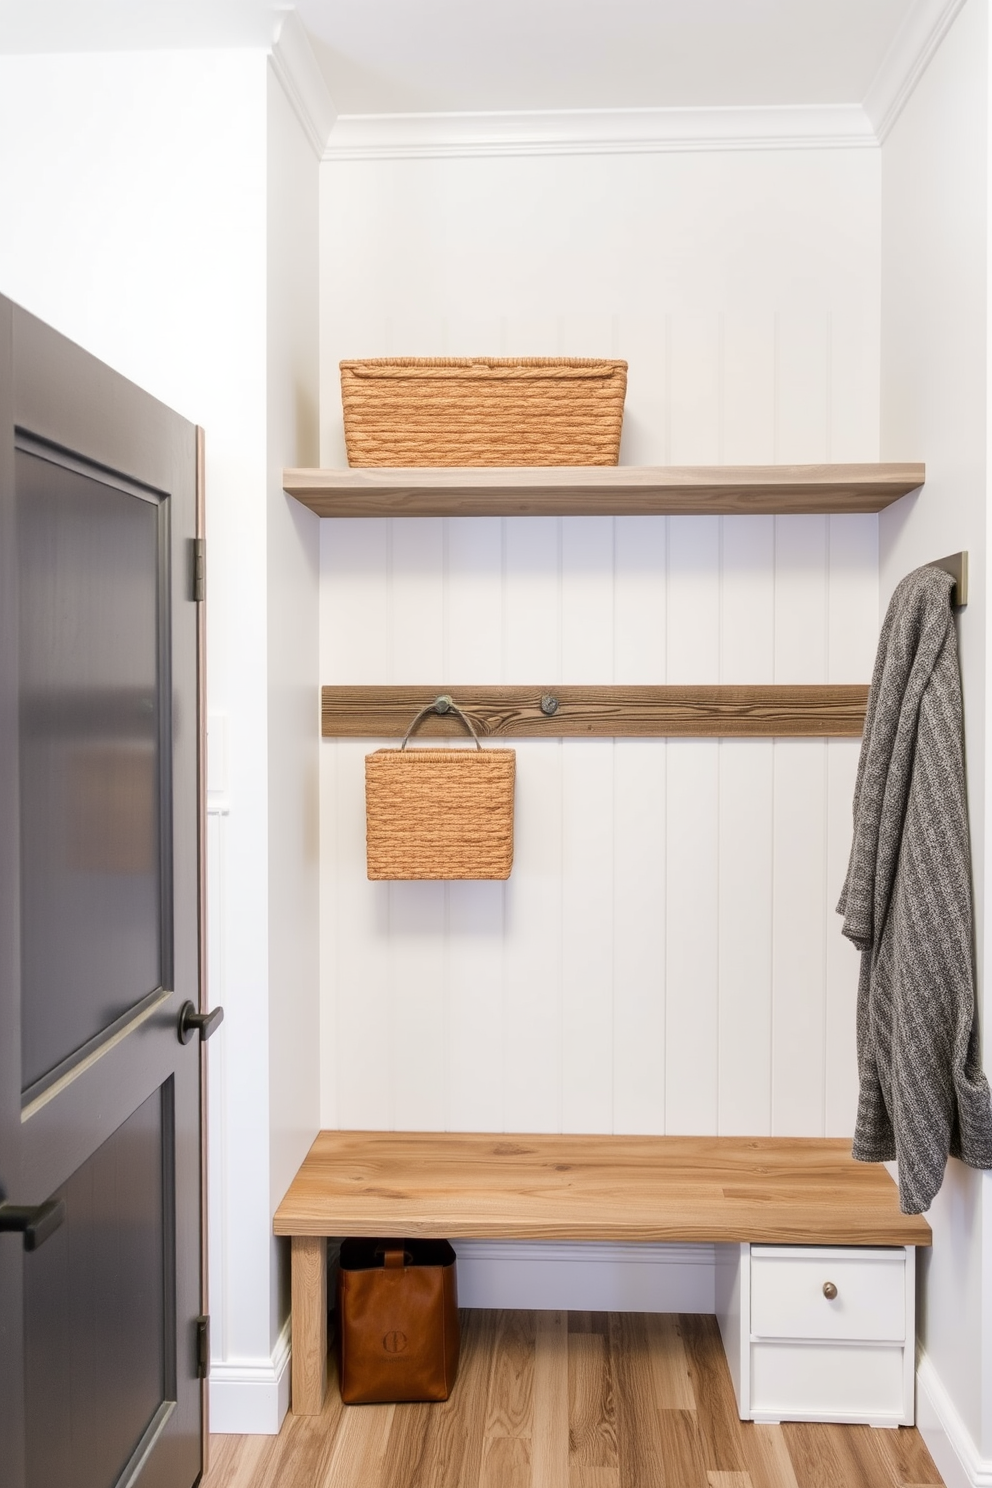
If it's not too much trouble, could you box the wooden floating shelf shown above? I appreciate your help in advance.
[286,462,924,518]
[322,684,870,739]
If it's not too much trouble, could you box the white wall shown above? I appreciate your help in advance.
[879,1,992,1480]
[317,148,881,1141]
[264,61,321,1361]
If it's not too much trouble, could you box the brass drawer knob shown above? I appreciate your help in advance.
[822,1281,838,1300]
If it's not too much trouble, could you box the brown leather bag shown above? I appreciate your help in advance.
[337,1239,460,1404]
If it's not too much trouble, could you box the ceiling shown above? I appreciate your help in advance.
[0,0,926,116]
[297,0,919,115]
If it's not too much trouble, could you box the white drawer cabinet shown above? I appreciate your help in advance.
[715,1243,916,1427]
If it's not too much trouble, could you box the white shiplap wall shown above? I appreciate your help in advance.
[318,151,881,1141]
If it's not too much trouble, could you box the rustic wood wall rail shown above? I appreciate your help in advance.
[321,684,870,739]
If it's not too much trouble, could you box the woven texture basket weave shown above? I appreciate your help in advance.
[340,358,627,468]
[365,699,515,881]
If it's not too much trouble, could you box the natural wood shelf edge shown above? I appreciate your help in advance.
[285,461,925,518]
[322,684,870,739]
[274,1132,932,1247]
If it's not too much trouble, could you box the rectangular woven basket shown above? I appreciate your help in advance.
[365,747,515,880]
[340,357,627,468]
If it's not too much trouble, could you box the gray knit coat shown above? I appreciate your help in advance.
[838,565,992,1213]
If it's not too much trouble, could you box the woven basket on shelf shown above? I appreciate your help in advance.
[365,698,515,881]
[340,357,627,467]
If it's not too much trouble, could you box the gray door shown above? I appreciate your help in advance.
[0,298,205,1488]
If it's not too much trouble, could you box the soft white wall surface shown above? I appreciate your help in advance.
[318,147,881,1138]
[265,63,321,1348]
[880,0,991,1472]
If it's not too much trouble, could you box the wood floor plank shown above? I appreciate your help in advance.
[480,1435,531,1488]
[607,1313,669,1488]
[568,1330,618,1470]
[403,1308,495,1488]
[203,1312,944,1488]
[782,1422,859,1488]
[656,1408,710,1487]
[739,1423,801,1488]
[201,1433,272,1488]
[645,1312,696,1409]
[681,1315,747,1473]
[879,1426,945,1486]
[533,1310,569,1488]
[319,1401,396,1488]
[484,1310,535,1440]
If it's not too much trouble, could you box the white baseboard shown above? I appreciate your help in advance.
[454,1241,716,1313]
[917,1351,992,1488]
[209,1317,292,1435]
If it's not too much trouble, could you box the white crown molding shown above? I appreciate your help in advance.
[323,104,876,162]
[864,0,969,141]
[916,1350,992,1488]
[270,9,336,157]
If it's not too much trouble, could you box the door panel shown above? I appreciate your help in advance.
[0,297,203,1488]
[25,1087,170,1488]
[17,444,166,1096]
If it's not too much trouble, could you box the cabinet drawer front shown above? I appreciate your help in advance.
[750,1248,906,1342]
[749,1341,908,1424]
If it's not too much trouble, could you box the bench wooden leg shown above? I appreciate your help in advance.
[291,1235,327,1414]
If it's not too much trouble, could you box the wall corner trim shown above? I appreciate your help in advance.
[209,1317,292,1436]
[916,1350,992,1488]
[321,104,876,162]
[271,10,336,157]
[864,0,969,141]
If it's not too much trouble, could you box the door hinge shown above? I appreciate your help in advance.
[193,538,206,603]
[196,1315,210,1379]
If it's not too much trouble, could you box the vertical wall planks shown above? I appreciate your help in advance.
[666,518,721,1132]
[327,741,394,1129]
[613,517,668,1133]
[387,519,448,1127]
[771,516,830,1135]
[719,517,776,1134]
[775,310,830,463]
[318,303,880,1142]
[561,518,616,1131]
[391,518,445,682]
[446,516,507,1131]
[503,517,563,1130]
[722,314,776,465]
[824,515,878,1133]
[321,520,395,1128]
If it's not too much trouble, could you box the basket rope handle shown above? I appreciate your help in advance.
[400,695,483,751]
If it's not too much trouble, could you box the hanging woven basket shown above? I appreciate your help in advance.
[365,697,515,881]
[340,357,627,467]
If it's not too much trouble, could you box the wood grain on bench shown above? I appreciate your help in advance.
[274,1131,930,1247]
[274,1132,929,1414]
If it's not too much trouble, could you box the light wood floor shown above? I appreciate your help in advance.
[202,1311,944,1488]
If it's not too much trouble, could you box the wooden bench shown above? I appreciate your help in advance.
[274,1131,931,1417]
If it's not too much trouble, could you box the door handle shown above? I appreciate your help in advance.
[0,1197,66,1251]
[177,1001,225,1045]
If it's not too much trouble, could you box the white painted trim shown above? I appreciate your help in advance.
[271,9,336,158]
[318,0,969,161]
[917,1350,992,1488]
[863,0,968,141]
[454,1240,716,1313]
[209,1316,292,1436]
[322,104,876,162]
